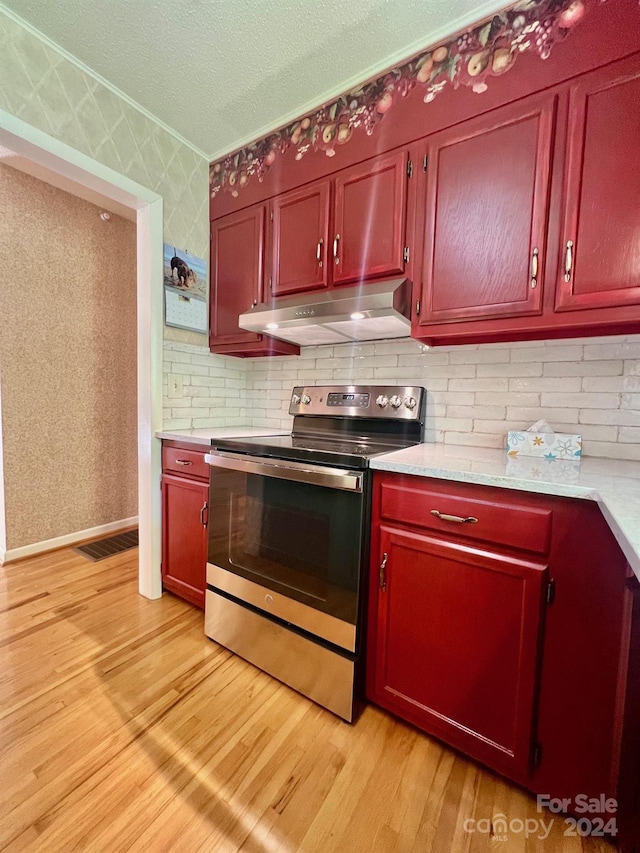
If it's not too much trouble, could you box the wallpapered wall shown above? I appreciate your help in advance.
[3,8,639,465]
[0,8,210,347]
[0,164,138,548]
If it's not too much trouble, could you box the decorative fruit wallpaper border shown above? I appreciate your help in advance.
[209,0,598,198]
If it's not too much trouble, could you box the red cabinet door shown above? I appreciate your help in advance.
[272,180,331,296]
[161,474,208,609]
[210,205,265,348]
[368,526,546,779]
[555,59,640,312]
[332,150,408,285]
[418,93,555,325]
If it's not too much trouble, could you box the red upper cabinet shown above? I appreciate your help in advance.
[271,180,331,296]
[417,92,556,326]
[333,149,409,285]
[210,204,265,348]
[555,60,640,312]
[210,204,298,356]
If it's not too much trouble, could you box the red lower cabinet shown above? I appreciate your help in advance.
[370,525,546,780]
[367,473,640,852]
[161,442,209,609]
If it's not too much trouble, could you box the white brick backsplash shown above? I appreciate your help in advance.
[357,355,398,368]
[510,345,584,362]
[584,342,640,360]
[318,357,356,370]
[422,364,477,378]
[449,348,509,364]
[477,363,543,378]
[432,417,474,432]
[398,352,450,366]
[174,363,209,376]
[509,377,582,392]
[542,392,620,408]
[473,419,519,433]
[190,376,225,387]
[543,360,623,376]
[444,431,506,449]
[163,418,192,430]
[581,376,638,392]
[579,409,640,426]
[164,334,640,458]
[441,392,475,406]
[371,340,425,355]
[446,405,506,420]
[619,427,640,443]
[552,423,617,441]
[476,392,541,407]
[449,378,510,392]
[580,441,640,461]
[506,407,579,423]
[167,350,191,364]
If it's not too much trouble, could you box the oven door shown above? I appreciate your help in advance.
[205,451,366,652]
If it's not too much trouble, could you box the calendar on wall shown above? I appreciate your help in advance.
[164,286,208,333]
[163,243,208,333]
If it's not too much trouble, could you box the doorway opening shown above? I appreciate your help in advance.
[0,109,163,599]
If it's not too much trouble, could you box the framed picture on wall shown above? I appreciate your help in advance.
[163,244,208,333]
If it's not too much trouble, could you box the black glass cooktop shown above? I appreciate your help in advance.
[210,433,416,469]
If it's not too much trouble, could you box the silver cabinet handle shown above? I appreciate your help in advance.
[333,233,340,264]
[200,501,208,527]
[431,509,478,524]
[316,238,324,268]
[379,552,388,591]
[530,247,539,289]
[564,240,574,282]
[175,459,192,466]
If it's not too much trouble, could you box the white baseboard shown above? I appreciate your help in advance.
[0,516,139,565]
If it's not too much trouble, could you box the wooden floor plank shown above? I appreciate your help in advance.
[0,547,617,852]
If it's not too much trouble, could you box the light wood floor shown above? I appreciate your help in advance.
[0,548,616,853]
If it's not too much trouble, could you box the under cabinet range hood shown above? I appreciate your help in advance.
[238,278,412,346]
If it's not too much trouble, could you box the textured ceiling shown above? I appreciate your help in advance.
[2,0,511,159]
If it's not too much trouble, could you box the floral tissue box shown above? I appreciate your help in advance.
[506,430,582,460]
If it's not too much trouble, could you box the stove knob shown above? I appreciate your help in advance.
[404,396,417,410]
[291,393,301,405]
[301,394,311,405]
[376,395,389,408]
[389,395,402,409]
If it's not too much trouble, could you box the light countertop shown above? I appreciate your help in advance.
[371,444,640,581]
[156,427,288,446]
[158,426,640,581]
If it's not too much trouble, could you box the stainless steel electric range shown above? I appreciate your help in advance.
[204,384,426,721]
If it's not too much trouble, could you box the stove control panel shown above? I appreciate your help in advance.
[327,392,370,408]
[289,385,425,420]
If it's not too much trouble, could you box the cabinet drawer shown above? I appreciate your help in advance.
[379,480,552,556]
[162,445,209,480]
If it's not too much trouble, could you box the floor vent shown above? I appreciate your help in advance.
[74,529,138,562]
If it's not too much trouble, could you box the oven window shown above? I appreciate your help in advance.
[209,469,364,624]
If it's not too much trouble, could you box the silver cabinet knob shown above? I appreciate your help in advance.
[389,395,402,409]
[291,393,301,405]
[301,394,311,405]
[404,396,417,410]
[376,395,389,408]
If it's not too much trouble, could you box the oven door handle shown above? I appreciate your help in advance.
[204,451,363,492]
